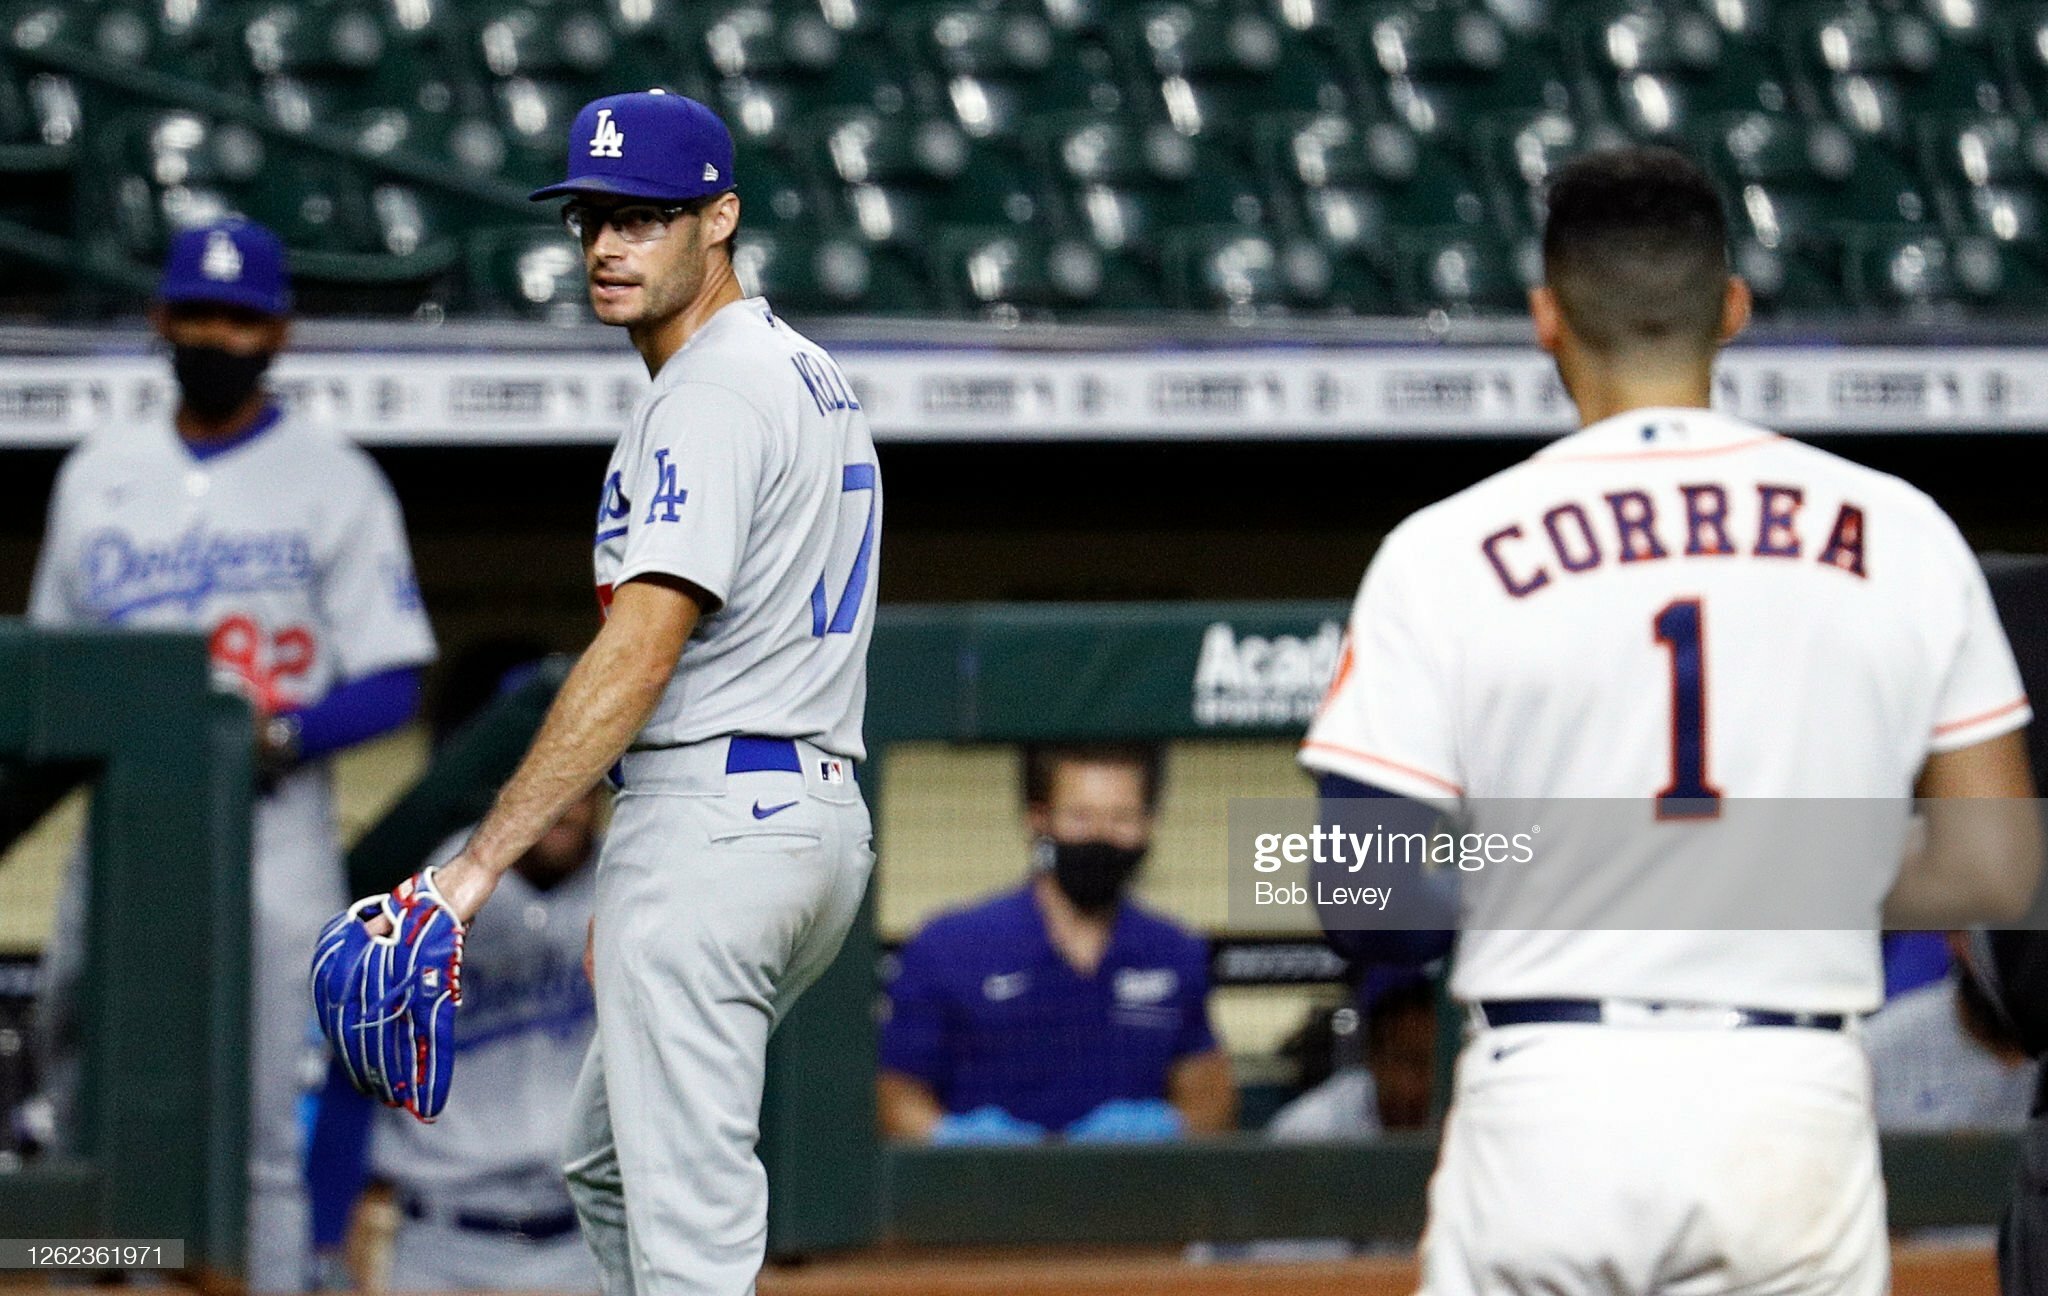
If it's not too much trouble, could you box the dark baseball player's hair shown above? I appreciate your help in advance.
[681,190,739,259]
[1020,742,1166,814]
[1541,146,1730,358]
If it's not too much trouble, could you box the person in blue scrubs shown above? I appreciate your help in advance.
[878,743,1237,1143]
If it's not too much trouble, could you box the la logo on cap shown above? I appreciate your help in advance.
[201,230,243,282]
[589,107,624,158]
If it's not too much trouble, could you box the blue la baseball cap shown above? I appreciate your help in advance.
[529,90,737,203]
[159,218,291,315]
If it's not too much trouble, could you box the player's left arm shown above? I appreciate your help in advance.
[308,452,438,748]
[434,575,702,921]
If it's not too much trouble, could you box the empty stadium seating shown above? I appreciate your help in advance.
[0,0,2041,320]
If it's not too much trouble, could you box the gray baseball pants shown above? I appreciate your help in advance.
[563,737,872,1296]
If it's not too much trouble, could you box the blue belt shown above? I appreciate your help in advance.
[609,736,807,791]
[1476,998,1849,1032]
[400,1193,580,1241]
[725,735,801,774]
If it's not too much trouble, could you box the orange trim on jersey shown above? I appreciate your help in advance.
[1313,638,1356,721]
[1544,435,1781,464]
[1932,695,2031,737]
[1300,739,1465,796]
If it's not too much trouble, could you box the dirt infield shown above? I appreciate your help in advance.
[754,1241,1999,1296]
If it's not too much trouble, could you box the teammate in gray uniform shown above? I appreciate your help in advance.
[374,91,878,1296]
[374,790,604,1292]
[29,218,437,1291]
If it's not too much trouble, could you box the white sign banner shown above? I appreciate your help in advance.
[1,346,2044,446]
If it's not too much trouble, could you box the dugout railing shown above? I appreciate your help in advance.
[0,622,253,1280]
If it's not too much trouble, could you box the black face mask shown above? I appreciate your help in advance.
[172,344,273,422]
[1035,837,1147,915]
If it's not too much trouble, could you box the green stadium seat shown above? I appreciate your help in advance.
[1161,225,1337,312]
[1565,2,1794,141]
[1701,112,1934,255]
[1395,229,1530,312]
[1111,1,1353,131]
[734,225,930,312]
[349,107,516,183]
[465,224,590,320]
[1843,229,2042,315]
[1733,236,1843,315]
[1030,112,1274,261]
[1996,6,2048,117]
[699,2,906,139]
[241,3,477,133]
[732,141,827,229]
[1918,115,2048,246]
[891,2,1126,141]
[0,61,79,174]
[806,110,1045,247]
[1344,0,1575,148]
[1778,2,2007,148]
[929,224,1114,314]
[471,2,682,91]
[89,109,465,264]
[7,0,245,86]
[1251,112,1493,269]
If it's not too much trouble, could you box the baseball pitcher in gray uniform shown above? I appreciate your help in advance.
[374,793,604,1292]
[403,90,878,1296]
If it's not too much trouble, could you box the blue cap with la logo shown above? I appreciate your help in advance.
[529,90,737,203]
[158,218,291,315]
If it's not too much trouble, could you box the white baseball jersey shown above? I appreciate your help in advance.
[593,296,879,759]
[1302,407,2030,1012]
[375,832,596,1218]
[28,411,437,710]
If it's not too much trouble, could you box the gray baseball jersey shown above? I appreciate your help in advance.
[1865,974,2038,1132]
[29,411,436,706]
[593,296,878,759]
[376,832,597,1219]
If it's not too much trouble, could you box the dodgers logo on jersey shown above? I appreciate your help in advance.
[596,470,631,544]
[644,448,688,524]
[81,525,314,621]
[589,108,625,158]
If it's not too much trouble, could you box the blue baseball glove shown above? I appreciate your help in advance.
[310,868,466,1122]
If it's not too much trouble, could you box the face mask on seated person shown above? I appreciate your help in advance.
[172,344,274,422]
[1034,836,1148,915]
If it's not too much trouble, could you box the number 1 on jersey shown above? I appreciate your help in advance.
[1653,598,1722,819]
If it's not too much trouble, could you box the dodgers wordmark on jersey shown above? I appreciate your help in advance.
[29,410,437,705]
[1303,408,2030,1013]
[592,295,877,760]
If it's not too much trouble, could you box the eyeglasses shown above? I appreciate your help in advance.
[561,201,695,245]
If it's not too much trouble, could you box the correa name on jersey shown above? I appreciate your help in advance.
[80,523,314,620]
[1478,477,1869,599]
